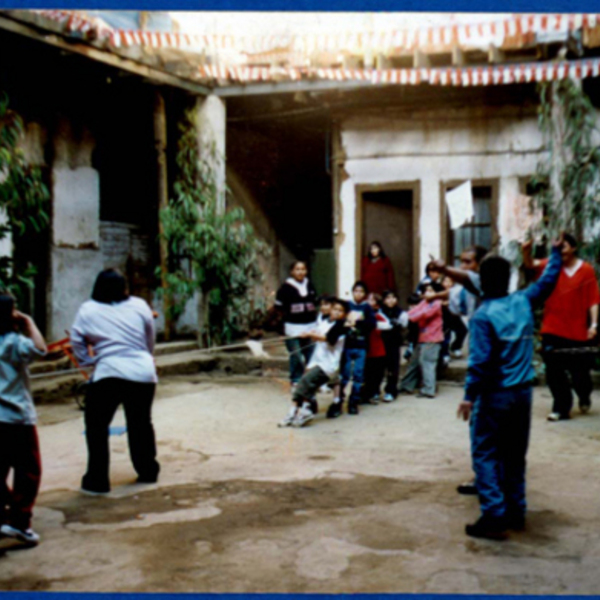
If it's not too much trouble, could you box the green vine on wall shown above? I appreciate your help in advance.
[523,79,600,269]
[0,91,50,303]
[156,106,269,346]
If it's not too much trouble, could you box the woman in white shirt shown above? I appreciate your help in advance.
[71,269,159,495]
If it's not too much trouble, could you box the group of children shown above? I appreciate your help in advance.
[278,285,407,428]
[278,246,488,429]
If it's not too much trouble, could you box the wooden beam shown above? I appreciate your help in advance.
[0,14,212,96]
[452,46,465,67]
[413,49,430,69]
[342,54,361,69]
[375,53,392,69]
[215,79,386,97]
[153,90,173,341]
[488,44,506,63]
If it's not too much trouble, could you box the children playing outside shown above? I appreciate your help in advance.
[380,291,409,401]
[459,235,563,540]
[0,293,47,547]
[337,281,376,416]
[362,293,390,404]
[399,284,444,398]
[278,299,349,428]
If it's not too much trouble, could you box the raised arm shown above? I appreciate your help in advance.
[429,257,480,296]
[14,312,46,354]
[521,239,543,270]
[523,239,563,307]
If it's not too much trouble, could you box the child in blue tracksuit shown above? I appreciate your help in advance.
[459,238,563,540]
[333,281,375,417]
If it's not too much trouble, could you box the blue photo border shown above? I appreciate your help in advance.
[0,0,598,12]
[0,0,599,598]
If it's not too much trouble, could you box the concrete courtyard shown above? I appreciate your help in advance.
[1,375,600,593]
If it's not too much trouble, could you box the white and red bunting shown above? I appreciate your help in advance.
[198,58,600,86]
[30,11,600,54]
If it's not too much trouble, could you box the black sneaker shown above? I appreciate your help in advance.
[457,481,478,496]
[465,515,507,540]
[326,403,343,419]
[348,403,359,415]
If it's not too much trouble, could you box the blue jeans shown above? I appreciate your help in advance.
[285,337,315,384]
[470,386,532,520]
[341,348,366,404]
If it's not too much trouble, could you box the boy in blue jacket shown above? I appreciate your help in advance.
[458,234,563,540]
[330,281,376,417]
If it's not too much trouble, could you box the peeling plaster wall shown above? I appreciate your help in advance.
[337,106,546,297]
[48,117,102,340]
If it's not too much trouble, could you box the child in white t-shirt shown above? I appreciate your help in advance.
[278,299,349,428]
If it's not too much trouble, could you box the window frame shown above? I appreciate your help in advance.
[439,178,499,264]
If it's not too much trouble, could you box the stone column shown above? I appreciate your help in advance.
[194,95,226,345]
[47,117,102,340]
[196,95,226,213]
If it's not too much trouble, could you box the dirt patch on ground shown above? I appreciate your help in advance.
[16,474,577,593]
[44,475,430,527]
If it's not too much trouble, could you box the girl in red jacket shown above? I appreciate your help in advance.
[361,242,396,296]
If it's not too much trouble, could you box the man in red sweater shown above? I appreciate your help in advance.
[523,233,600,421]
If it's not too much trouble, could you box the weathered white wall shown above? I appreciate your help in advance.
[337,105,545,296]
[48,118,102,340]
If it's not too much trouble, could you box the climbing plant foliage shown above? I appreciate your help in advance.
[514,79,600,271]
[156,107,268,346]
[0,92,49,302]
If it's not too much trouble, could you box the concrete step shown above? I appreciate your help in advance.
[30,345,600,406]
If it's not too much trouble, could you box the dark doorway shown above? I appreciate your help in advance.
[362,189,415,303]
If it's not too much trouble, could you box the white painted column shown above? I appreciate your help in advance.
[196,95,226,213]
[48,118,102,340]
[419,177,442,274]
[337,178,358,299]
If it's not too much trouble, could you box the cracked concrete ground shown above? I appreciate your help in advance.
[1,375,600,593]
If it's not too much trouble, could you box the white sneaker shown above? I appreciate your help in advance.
[383,394,395,402]
[443,355,451,366]
[0,524,40,546]
[278,406,298,427]
[547,412,563,422]
[292,406,314,427]
[451,350,463,359]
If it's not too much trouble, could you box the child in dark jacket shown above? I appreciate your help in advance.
[362,293,389,404]
[333,281,375,417]
[380,290,409,401]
